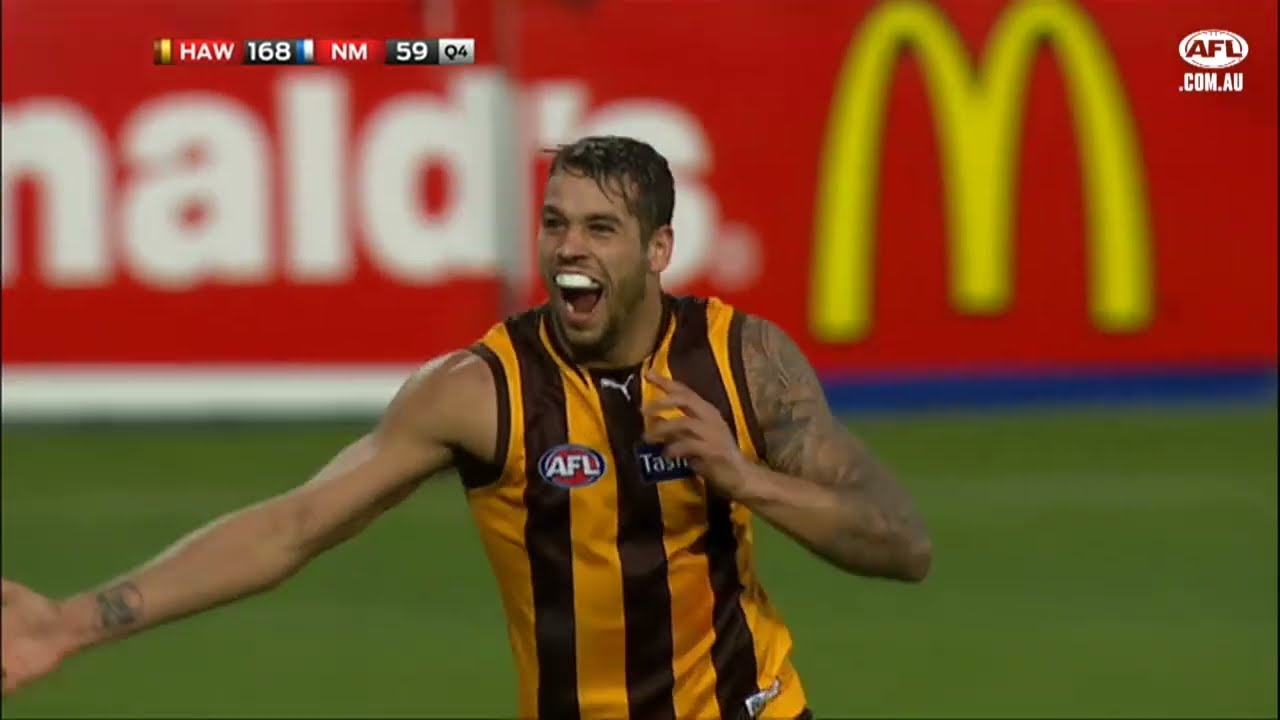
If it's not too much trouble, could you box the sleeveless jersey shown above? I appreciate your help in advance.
[461,295,809,720]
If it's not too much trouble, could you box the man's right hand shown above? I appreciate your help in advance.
[2,578,75,697]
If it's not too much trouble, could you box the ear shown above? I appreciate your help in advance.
[647,225,674,274]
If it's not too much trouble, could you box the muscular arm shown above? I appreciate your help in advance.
[55,351,497,654]
[733,316,931,581]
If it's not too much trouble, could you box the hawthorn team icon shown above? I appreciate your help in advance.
[538,444,608,489]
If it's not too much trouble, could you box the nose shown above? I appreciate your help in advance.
[555,225,590,262]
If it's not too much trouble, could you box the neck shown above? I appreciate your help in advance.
[558,291,666,369]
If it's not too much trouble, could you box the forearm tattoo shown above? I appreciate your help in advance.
[95,582,143,629]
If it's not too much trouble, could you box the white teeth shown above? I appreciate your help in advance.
[555,272,601,290]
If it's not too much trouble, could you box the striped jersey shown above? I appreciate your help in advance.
[461,295,809,720]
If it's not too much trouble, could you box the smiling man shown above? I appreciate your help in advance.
[1,136,931,719]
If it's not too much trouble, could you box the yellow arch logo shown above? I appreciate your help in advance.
[811,0,1152,343]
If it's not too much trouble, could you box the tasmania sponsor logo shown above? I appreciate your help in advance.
[1179,30,1247,93]
[538,444,607,488]
[635,442,696,484]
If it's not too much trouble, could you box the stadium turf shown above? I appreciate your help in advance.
[2,405,1276,718]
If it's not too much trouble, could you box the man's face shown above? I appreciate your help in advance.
[538,171,654,357]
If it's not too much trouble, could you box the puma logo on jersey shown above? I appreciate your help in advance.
[598,374,634,401]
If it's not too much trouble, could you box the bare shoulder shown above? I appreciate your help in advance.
[380,348,500,464]
[737,313,848,473]
[738,314,827,405]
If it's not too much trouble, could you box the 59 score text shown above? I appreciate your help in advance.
[152,38,475,66]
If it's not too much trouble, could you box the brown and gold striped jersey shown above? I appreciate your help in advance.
[461,294,809,720]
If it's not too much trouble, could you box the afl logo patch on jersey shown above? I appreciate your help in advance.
[538,444,607,488]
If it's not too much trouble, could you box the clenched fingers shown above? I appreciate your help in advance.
[643,373,718,420]
[644,417,700,446]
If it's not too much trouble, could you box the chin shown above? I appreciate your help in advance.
[558,316,619,360]
[562,326,608,354]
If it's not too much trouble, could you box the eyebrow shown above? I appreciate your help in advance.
[583,213,621,225]
[540,206,622,226]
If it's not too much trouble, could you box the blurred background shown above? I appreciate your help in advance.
[2,0,1276,716]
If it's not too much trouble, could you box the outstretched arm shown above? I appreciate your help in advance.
[735,315,931,581]
[58,430,439,653]
[2,350,496,693]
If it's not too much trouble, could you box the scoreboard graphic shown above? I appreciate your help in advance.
[152,38,475,65]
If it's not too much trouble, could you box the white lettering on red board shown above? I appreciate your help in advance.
[1,72,761,292]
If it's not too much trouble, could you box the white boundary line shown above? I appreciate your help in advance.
[1,366,420,421]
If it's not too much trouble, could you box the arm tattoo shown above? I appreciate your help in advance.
[95,582,143,629]
[739,314,929,577]
[740,315,847,472]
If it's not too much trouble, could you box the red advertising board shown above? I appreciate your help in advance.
[2,0,1276,394]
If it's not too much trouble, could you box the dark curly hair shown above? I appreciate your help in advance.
[546,136,675,241]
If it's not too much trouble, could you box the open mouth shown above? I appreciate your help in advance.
[554,272,604,321]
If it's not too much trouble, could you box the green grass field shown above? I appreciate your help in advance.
[2,405,1276,718]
